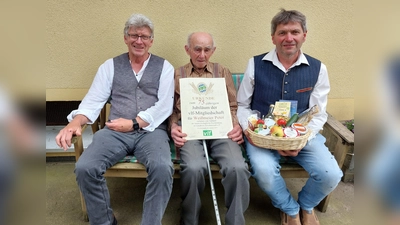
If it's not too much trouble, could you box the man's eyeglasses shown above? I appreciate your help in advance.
[127,34,152,41]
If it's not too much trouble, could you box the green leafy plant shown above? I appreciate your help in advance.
[344,119,354,133]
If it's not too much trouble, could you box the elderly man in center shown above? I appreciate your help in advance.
[169,32,250,225]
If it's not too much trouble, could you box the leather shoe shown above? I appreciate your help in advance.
[300,209,320,225]
[280,211,301,225]
[112,214,118,225]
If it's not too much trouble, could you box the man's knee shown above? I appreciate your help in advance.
[75,159,103,182]
[180,157,206,173]
[312,164,343,187]
[147,160,174,180]
[251,159,280,178]
[324,166,343,186]
[223,161,250,179]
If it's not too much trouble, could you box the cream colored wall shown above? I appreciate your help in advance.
[46,0,354,120]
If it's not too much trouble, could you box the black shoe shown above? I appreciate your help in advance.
[112,215,118,225]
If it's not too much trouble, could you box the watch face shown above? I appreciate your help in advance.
[133,119,139,130]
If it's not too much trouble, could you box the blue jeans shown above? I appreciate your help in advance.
[75,127,174,225]
[245,133,342,216]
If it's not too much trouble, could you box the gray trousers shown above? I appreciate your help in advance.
[179,139,250,225]
[75,127,174,225]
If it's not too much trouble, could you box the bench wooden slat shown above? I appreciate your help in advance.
[104,161,308,179]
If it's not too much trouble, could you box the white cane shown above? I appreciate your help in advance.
[202,140,222,225]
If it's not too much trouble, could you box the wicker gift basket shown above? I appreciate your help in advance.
[246,105,318,150]
[246,128,311,150]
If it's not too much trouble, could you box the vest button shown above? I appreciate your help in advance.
[285,82,288,84]
[284,91,287,94]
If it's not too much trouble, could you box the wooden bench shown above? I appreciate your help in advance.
[72,73,354,221]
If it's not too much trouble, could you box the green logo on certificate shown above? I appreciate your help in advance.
[203,130,213,136]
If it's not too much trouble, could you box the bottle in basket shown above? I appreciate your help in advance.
[264,104,275,128]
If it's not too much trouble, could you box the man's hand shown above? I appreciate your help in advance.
[228,124,244,145]
[106,118,134,132]
[55,119,84,151]
[170,123,187,148]
[277,149,301,157]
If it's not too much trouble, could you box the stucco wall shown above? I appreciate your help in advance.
[46,0,355,120]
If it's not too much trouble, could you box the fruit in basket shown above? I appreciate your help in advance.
[248,117,258,130]
[276,118,287,126]
[249,117,257,126]
[270,125,284,137]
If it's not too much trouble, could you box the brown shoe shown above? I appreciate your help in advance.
[300,209,320,225]
[280,211,301,225]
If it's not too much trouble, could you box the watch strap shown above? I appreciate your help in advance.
[132,118,139,131]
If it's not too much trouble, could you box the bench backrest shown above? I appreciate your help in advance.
[232,73,244,92]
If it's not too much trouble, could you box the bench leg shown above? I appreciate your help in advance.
[316,194,331,213]
[79,191,89,222]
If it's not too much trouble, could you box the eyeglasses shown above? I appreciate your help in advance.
[127,34,152,41]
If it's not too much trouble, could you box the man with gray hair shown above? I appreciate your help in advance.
[56,13,175,225]
[169,32,250,225]
[237,9,343,225]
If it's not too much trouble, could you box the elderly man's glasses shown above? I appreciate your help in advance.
[127,34,152,41]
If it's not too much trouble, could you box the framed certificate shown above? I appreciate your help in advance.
[180,78,233,140]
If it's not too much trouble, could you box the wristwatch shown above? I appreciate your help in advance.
[132,118,139,131]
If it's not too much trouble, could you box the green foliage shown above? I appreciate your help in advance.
[344,119,354,133]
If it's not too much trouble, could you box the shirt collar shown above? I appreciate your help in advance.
[189,60,213,73]
[263,48,309,71]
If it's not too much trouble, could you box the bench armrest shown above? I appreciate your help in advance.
[71,124,88,161]
[322,113,354,169]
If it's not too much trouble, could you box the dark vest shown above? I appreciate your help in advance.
[109,53,165,127]
[251,52,321,116]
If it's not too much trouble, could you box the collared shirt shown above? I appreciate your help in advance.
[67,54,175,132]
[237,49,330,140]
[169,61,239,128]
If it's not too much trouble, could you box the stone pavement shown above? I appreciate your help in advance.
[46,161,354,225]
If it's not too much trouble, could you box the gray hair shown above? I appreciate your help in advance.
[124,14,154,37]
[271,8,307,35]
[186,32,215,48]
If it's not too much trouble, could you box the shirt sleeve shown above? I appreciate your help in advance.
[168,68,182,129]
[307,62,330,140]
[138,60,175,131]
[237,58,255,130]
[67,58,114,124]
